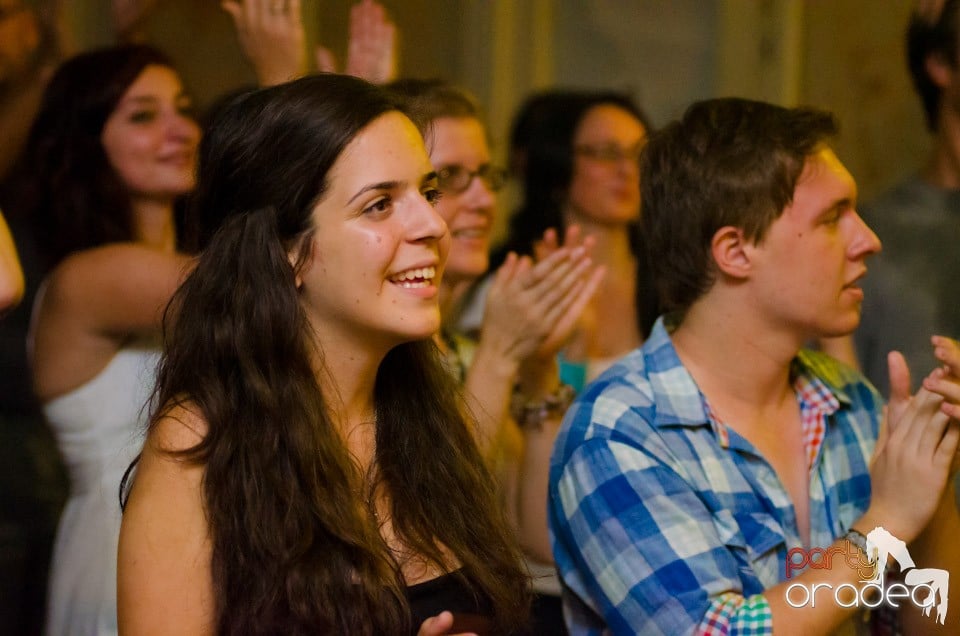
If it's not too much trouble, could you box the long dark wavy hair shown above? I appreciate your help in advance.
[492,89,659,337]
[2,44,179,270]
[132,74,529,635]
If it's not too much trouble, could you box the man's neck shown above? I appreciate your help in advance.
[671,297,802,422]
[673,297,815,545]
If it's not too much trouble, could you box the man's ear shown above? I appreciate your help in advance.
[711,225,752,280]
[925,52,955,89]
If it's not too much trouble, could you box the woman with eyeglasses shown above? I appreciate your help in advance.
[493,90,659,392]
[388,79,602,635]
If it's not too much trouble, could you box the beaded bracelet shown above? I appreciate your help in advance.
[509,383,576,431]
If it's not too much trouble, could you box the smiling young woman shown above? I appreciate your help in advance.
[117,74,530,636]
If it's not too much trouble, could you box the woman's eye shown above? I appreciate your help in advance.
[424,188,444,206]
[177,102,197,118]
[129,110,157,124]
[363,197,392,215]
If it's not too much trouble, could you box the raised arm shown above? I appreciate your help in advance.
[30,244,194,400]
[468,226,602,561]
[466,231,601,450]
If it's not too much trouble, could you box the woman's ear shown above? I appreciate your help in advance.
[711,225,752,280]
[287,247,304,290]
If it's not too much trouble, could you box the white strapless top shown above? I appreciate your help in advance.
[43,343,160,636]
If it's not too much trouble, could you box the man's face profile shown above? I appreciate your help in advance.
[744,148,882,340]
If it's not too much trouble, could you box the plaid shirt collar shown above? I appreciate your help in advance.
[643,318,851,458]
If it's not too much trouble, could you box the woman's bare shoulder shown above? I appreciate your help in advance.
[147,400,208,455]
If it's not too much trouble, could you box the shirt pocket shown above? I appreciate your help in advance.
[713,508,786,592]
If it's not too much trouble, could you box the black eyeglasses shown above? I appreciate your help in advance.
[575,142,645,164]
[436,164,508,194]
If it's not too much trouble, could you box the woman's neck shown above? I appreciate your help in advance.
[561,210,641,361]
[131,197,177,251]
[562,212,635,270]
[311,333,384,469]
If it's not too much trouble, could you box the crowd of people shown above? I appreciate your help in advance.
[2,0,960,635]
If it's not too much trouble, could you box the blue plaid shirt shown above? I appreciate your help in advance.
[549,318,881,635]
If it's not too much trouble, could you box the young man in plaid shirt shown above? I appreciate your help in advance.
[549,97,960,635]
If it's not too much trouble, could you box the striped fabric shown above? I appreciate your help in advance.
[549,318,882,635]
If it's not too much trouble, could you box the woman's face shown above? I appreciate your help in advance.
[296,111,450,350]
[100,64,200,202]
[428,116,498,285]
[566,104,646,225]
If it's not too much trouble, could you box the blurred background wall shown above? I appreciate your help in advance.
[37,0,928,243]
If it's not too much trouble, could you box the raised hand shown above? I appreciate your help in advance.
[222,0,307,87]
[483,241,601,366]
[316,0,396,84]
[533,224,591,262]
[868,357,960,542]
[925,335,960,419]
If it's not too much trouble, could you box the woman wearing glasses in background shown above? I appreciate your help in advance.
[388,80,603,634]
[492,90,658,392]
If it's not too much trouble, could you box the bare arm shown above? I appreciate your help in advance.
[511,357,565,564]
[0,210,24,313]
[466,237,601,450]
[118,403,213,634]
[466,227,603,561]
[46,244,193,335]
[30,244,194,400]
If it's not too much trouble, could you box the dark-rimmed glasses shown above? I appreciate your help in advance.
[575,142,644,165]
[437,164,508,194]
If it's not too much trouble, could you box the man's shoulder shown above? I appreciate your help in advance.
[563,347,660,437]
[554,335,705,464]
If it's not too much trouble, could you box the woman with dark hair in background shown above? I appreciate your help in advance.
[118,74,530,635]
[491,90,658,390]
[10,45,198,635]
